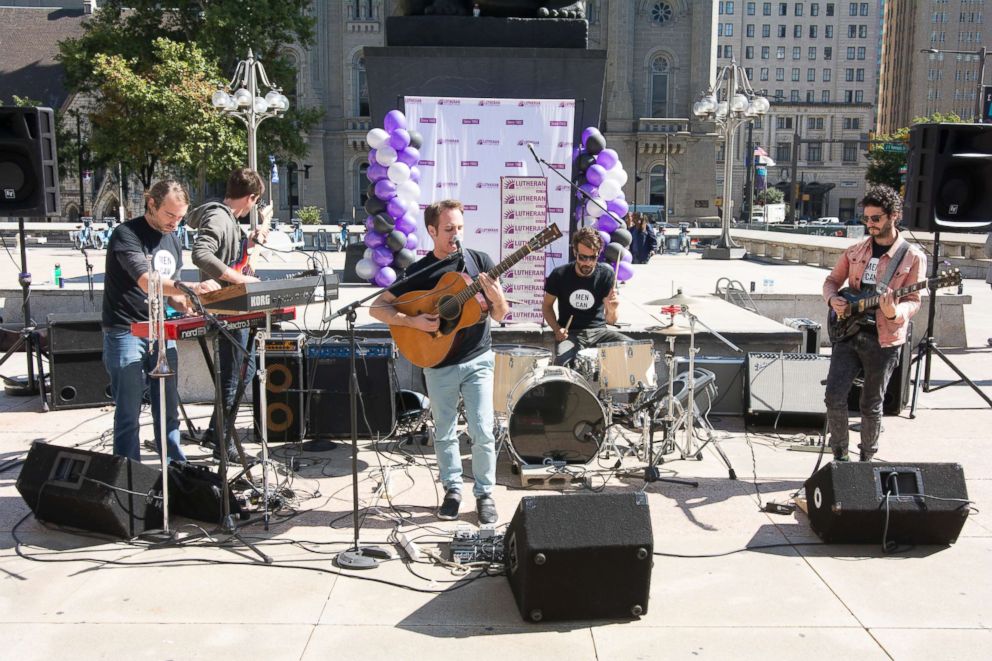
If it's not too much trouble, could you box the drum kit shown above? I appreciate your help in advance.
[492,292,741,484]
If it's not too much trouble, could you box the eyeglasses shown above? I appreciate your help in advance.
[861,213,886,224]
[576,253,598,263]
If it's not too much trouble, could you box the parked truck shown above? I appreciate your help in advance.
[750,203,786,224]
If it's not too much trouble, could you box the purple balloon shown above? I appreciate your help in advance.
[409,165,421,183]
[374,266,397,287]
[578,182,599,200]
[607,198,629,218]
[395,213,417,235]
[364,215,376,232]
[374,178,398,200]
[372,245,394,267]
[617,261,635,282]
[364,231,386,249]
[367,163,388,182]
[597,230,611,247]
[367,149,377,166]
[586,164,607,187]
[386,196,409,220]
[388,128,411,151]
[596,148,619,170]
[397,146,420,167]
[383,110,407,133]
[621,248,633,263]
[405,232,419,250]
[571,146,581,162]
[596,214,621,234]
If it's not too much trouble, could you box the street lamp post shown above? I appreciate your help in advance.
[921,47,990,123]
[211,50,290,230]
[693,59,770,259]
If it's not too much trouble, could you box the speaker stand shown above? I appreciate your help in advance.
[909,230,992,418]
[0,217,49,410]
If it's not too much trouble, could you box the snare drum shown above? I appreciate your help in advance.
[597,340,657,392]
[506,366,605,465]
[493,345,551,416]
[572,348,599,385]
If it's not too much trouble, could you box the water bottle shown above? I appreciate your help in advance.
[54,263,63,288]
[762,277,773,293]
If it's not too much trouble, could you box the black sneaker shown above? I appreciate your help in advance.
[859,451,875,462]
[438,489,461,520]
[477,495,497,525]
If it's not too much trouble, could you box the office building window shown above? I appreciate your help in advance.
[849,2,857,16]
[777,116,793,129]
[746,45,755,59]
[855,89,864,102]
[857,46,866,59]
[760,67,769,80]
[779,24,787,37]
[826,3,834,16]
[811,2,819,16]
[860,2,868,16]
[763,23,771,37]
[748,1,756,15]
[847,46,856,59]
[726,23,734,36]
[763,2,772,16]
[780,2,788,16]
[777,46,786,58]
[821,89,830,102]
[807,68,816,81]
[776,67,785,80]
[795,3,803,16]
[354,54,369,116]
[823,68,831,81]
[810,25,818,38]
[776,142,792,162]
[791,89,800,101]
[845,68,855,81]
[807,117,824,130]
[809,46,817,59]
[824,46,832,59]
[843,117,861,129]
[807,141,823,161]
[856,68,864,81]
[843,142,858,162]
[793,46,801,59]
[792,67,801,81]
[848,24,857,38]
[745,67,754,79]
[651,55,671,117]
[859,24,868,38]
[747,23,755,37]
[844,89,853,102]
[762,45,771,58]
[807,90,815,102]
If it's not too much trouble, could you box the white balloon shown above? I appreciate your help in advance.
[366,128,388,149]
[586,198,606,218]
[355,258,379,281]
[396,180,421,203]
[612,168,629,186]
[387,161,411,184]
[376,145,398,166]
[598,179,621,201]
[363,248,372,260]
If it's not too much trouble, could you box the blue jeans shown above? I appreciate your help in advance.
[102,328,184,463]
[423,351,496,498]
[205,328,254,442]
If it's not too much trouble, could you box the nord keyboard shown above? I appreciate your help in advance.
[130,308,296,341]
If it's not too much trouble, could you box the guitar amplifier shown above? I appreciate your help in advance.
[253,332,306,444]
[306,340,397,438]
[747,352,830,422]
[672,356,746,416]
[783,317,822,354]
[848,321,914,416]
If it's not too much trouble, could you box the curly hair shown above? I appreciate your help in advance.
[572,226,603,253]
[860,184,902,217]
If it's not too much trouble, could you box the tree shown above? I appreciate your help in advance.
[58,0,320,188]
[866,112,966,190]
[756,188,784,205]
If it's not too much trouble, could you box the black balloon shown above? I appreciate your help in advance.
[585,132,606,155]
[603,241,624,264]
[576,153,596,172]
[610,227,632,248]
[366,182,377,199]
[393,248,416,269]
[408,130,423,150]
[386,229,407,252]
[364,195,387,216]
[372,213,394,234]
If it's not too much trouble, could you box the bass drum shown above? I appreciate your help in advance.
[506,366,605,465]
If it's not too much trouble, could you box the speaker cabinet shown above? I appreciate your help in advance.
[504,493,653,622]
[674,356,745,416]
[904,122,992,233]
[47,313,113,410]
[804,461,969,545]
[16,442,163,538]
[848,322,914,416]
[0,106,60,217]
[306,340,397,438]
[342,242,369,283]
[747,353,831,421]
[252,333,306,444]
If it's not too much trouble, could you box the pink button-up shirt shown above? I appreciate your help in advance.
[822,233,925,348]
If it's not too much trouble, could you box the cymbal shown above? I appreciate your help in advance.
[647,323,693,335]
[645,292,708,306]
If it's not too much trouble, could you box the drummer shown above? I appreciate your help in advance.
[542,226,633,367]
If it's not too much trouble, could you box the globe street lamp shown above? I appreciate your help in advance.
[693,60,770,259]
[920,47,989,123]
[211,49,290,230]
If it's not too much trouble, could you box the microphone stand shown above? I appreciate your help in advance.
[81,246,95,302]
[527,145,614,227]
[326,251,462,570]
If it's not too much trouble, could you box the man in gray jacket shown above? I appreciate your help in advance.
[187,168,270,461]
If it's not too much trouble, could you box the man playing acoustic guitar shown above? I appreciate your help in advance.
[370,199,508,524]
[823,184,924,462]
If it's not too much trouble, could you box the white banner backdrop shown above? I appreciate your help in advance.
[402,96,574,304]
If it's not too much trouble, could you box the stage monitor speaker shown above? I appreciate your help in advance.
[804,461,969,545]
[848,321,914,416]
[903,122,992,233]
[47,313,113,410]
[504,492,653,622]
[306,340,397,438]
[16,442,163,538]
[675,356,745,416]
[252,333,306,444]
[0,106,60,217]
[747,352,830,421]
[342,242,368,283]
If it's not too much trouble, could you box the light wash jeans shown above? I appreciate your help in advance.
[423,351,496,498]
[102,328,184,463]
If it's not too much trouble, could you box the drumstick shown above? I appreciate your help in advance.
[564,315,573,331]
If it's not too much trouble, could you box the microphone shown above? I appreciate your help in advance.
[526,142,540,165]
[453,235,463,252]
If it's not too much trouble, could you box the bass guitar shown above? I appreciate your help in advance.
[390,224,562,368]
[827,269,960,344]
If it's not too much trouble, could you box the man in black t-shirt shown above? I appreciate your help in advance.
[543,226,631,366]
[370,199,507,524]
[102,180,219,463]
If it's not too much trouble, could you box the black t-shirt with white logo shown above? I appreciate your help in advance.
[102,215,182,330]
[861,239,889,291]
[545,262,615,332]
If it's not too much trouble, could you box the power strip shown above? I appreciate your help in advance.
[396,531,422,561]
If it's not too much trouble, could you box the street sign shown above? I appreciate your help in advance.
[882,143,908,153]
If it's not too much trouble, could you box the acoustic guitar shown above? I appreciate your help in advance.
[827,269,960,344]
[390,224,562,368]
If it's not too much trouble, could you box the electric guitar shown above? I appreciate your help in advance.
[230,203,272,277]
[827,269,960,344]
[390,224,562,368]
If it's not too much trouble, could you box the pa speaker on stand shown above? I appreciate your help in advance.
[0,106,60,217]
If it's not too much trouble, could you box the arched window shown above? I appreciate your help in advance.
[356,162,369,213]
[354,54,369,117]
[650,55,672,117]
[649,164,668,208]
[64,203,80,223]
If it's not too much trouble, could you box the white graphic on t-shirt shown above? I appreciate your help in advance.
[569,289,595,310]
[861,257,879,286]
[153,250,177,278]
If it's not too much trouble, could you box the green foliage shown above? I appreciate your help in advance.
[756,188,784,205]
[866,113,966,190]
[57,0,320,188]
[296,205,322,225]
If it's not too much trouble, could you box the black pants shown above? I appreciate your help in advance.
[554,327,633,367]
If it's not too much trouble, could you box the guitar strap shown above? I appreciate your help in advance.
[462,247,481,279]
[879,241,910,291]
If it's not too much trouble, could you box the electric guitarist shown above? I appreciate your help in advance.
[370,199,507,525]
[822,184,925,463]
[187,167,271,462]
